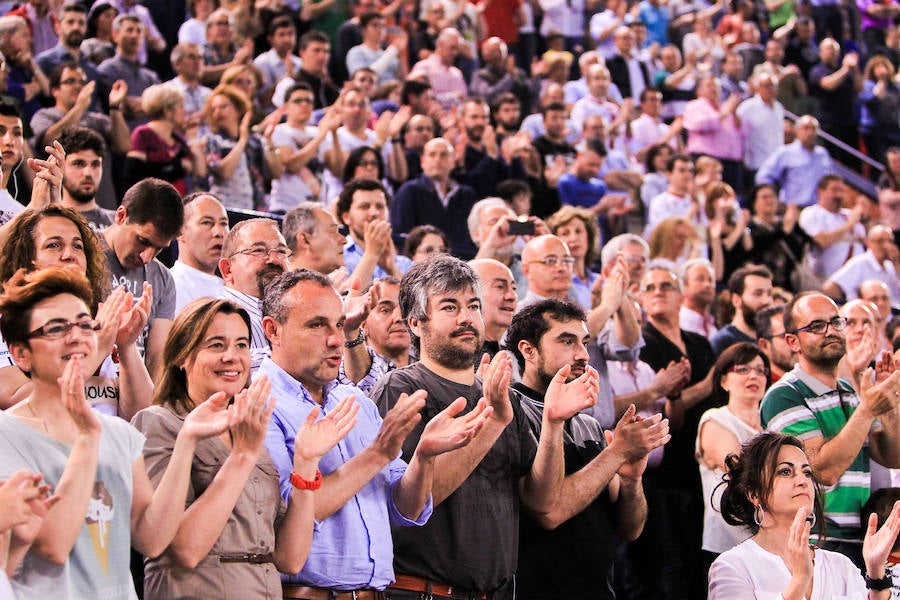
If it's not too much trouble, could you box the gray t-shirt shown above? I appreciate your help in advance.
[0,411,145,600]
[369,362,537,596]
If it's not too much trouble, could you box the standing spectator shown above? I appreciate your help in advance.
[410,28,467,110]
[346,12,407,88]
[34,4,100,111]
[165,42,212,126]
[177,0,214,45]
[710,265,774,354]
[706,182,753,283]
[628,88,683,167]
[199,8,253,87]
[809,39,863,168]
[539,0,586,53]
[97,15,160,129]
[171,192,228,312]
[6,0,56,57]
[252,16,301,108]
[570,64,622,132]
[737,72,785,188]
[608,26,651,100]
[653,44,697,122]
[547,205,601,311]
[878,146,900,239]
[755,115,835,207]
[107,0,167,66]
[81,1,117,66]
[718,51,748,101]
[637,0,670,46]
[471,37,534,109]
[590,0,628,60]
[646,153,705,238]
[824,224,900,303]
[679,257,718,338]
[683,74,743,191]
[858,0,900,58]
[859,55,900,167]
[271,30,339,111]
[747,183,806,290]
[752,39,808,115]
[780,16,820,81]
[755,304,798,381]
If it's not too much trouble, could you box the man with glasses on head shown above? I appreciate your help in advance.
[218,217,292,372]
[762,291,900,567]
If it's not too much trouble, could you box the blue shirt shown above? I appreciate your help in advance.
[557,173,608,209]
[343,238,414,285]
[259,358,432,590]
[639,1,670,45]
[755,141,834,207]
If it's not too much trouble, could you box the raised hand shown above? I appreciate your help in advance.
[108,79,128,108]
[784,507,814,581]
[607,404,670,462]
[372,390,428,459]
[59,356,102,436]
[846,326,878,375]
[650,360,690,398]
[875,350,898,384]
[294,395,359,463]
[181,391,232,441]
[230,376,274,456]
[0,471,54,530]
[117,282,152,348]
[94,286,130,356]
[342,276,373,334]
[863,500,900,575]
[544,365,599,423]
[482,350,513,424]
[415,397,492,458]
[238,110,252,142]
[860,369,900,417]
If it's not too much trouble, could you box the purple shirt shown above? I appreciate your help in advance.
[683,97,743,161]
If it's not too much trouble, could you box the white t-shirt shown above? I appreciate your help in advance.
[799,204,866,278]
[170,261,225,315]
[269,122,321,213]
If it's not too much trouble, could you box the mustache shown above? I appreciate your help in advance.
[451,326,479,337]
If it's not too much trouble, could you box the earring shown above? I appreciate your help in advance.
[753,504,765,526]
[807,512,816,528]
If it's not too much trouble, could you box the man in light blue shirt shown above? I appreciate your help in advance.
[755,115,835,207]
[260,269,488,594]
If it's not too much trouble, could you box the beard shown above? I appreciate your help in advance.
[64,31,85,48]
[422,324,483,370]
[804,335,846,369]
[537,357,587,389]
[466,125,484,143]
[256,264,285,298]
[742,303,760,330]
[63,179,96,204]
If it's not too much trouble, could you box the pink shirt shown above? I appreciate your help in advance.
[683,97,743,161]
[410,55,468,110]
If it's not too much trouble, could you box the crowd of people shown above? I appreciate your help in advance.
[0,0,900,598]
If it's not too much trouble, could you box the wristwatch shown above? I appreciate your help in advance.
[344,328,366,348]
[864,572,892,591]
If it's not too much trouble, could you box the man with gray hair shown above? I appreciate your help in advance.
[409,28,468,109]
[284,202,347,276]
[470,36,534,108]
[824,224,900,304]
[370,254,601,599]
[165,42,212,121]
[679,258,718,338]
[600,232,650,291]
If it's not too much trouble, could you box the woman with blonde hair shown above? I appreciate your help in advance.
[547,205,600,310]
[125,83,207,194]
[648,216,698,270]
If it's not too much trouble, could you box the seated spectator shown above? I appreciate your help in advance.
[402,224,448,263]
[125,83,206,195]
[400,114,435,181]
[645,153,706,239]
[56,127,116,231]
[558,139,629,241]
[825,224,900,303]
[547,205,600,311]
[570,64,621,133]
[710,265,774,355]
[469,196,541,297]
[640,143,675,220]
[81,1,117,67]
[755,304,798,382]
[342,145,384,186]
[171,192,228,313]
[837,298,882,389]
[283,202,347,276]
[600,233,650,292]
[204,85,282,211]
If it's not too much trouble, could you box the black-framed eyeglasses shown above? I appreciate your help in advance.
[790,316,848,335]
[229,245,292,259]
[28,318,100,340]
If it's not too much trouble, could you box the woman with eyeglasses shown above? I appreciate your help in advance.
[696,343,770,573]
[132,298,357,599]
[342,145,385,184]
[546,205,600,311]
[709,431,900,599]
[0,268,233,600]
[403,224,449,263]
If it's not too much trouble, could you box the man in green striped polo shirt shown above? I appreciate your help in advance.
[761,292,900,568]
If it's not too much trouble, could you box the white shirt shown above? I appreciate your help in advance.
[825,249,900,304]
[736,95,785,170]
[608,360,665,468]
[680,305,718,338]
[645,190,707,238]
[588,10,621,59]
[253,48,302,91]
[0,189,23,226]
[270,122,321,212]
[627,113,674,167]
[799,204,866,277]
[171,261,224,315]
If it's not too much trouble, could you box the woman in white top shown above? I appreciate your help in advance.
[696,343,768,567]
[708,432,900,600]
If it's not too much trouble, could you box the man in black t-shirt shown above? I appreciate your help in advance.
[369,255,598,599]
[505,299,668,600]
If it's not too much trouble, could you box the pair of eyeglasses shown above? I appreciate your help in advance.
[417,245,446,255]
[61,78,88,85]
[729,364,770,377]
[229,246,292,259]
[28,318,100,340]
[790,316,848,335]
[291,97,314,104]
[527,255,575,267]
[641,282,679,293]
[357,159,379,168]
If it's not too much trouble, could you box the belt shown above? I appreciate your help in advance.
[217,552,274,564]
[390,574,490,600]
[281,584,384,600]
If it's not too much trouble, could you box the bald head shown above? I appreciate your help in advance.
[521,235,573,299]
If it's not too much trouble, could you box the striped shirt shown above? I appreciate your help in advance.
[761,364,870,543]
[220,286,270,373]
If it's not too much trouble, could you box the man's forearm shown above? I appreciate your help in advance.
[316,445,392,520]
[614,476,647,541]
[392,450,434,520]
[521,417,565,514]
[431,417,508,504]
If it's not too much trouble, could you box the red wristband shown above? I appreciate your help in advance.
[290,469,322,491]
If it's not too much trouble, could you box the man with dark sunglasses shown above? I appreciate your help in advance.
[761,291,900,568]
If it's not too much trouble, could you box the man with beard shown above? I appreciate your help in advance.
[507,299,669,599]
[31,66,128,209]
[490,93,522,140]
[679,258,718,338]
[55,127,115,232]
[369,254,602,599]
[35,4,101,108]
[710,265,774,354]
[452,98,523,199]
[470,258,518,358]
[756,304,797,382]
[97,15,160,129]
[102,178,182,380]
[338,178,411,286]
[762,292,900,565]
[218,217,290,372]
[171,192,228,313]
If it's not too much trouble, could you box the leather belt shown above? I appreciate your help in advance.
[390,574,490,600]
[281,584,384,600]
[217,552,274,564]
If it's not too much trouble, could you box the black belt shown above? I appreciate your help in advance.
[218,552,275,564]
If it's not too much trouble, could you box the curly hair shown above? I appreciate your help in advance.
[0,207,109,313]
[546,205,600,267]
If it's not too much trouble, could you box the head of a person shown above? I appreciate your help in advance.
[491,92,521,131]
[859,279,892,323]
[342,145,384,184]
[547,205,599,266]
[470,258,517,338]
[886,147,900,178]
[639,264,683,321]
[403,225,448,262]
[86,1,118,39]
[112,14,142,54]
[667,154,694,193]
[680,258,716,309]
[840,298,879,348]
[340,87,370,128]
[298,30,330,74]
[178,192,229,273]
[764,39,784,64]
[704,181,739,222]
[755,304,797,375]
[750,183,779,219]
[613,26,635,56]
[754,71,778,104]
[141,83,186,125]
[695,155,723,185]
[461,99,490,143]
[0,268,98,382]
[349,68,377,98]
[352,0,378,17]
[783,292,847,369]
[481,36,507,69]
[262,269,344,388]
[864,54,894,83]
[154,298,251,413]
[467,197,516,256]
[866,224,897,263]
[722,51,744,78]
[205,84,251,131]
[0,16,29,59]
[49,63,89,110]
[645,142,673,174]
[573,139,606,181]
[521,235,574,298]
[220,64,262,100]
[659,45,682,73]
[219,218,290,298]
[505,299,589,386]
[204,8,232,45]
[283,82,315,124]
[282,202,346,273]
[171,42,204,80]
[403,114,435,150]
[363,276,410,356]
[57,4,88,49]
[600,233,649,285]
[796,16,815,41]
[57,127,105,205]
[712,342,772,405]
[267,15,296,55]
[401,79,435,114]
[0,206,108,312]
[541,101,568,139]
[863,489,900,555]
[435,28,461,64]
[818,37,841,65]
[695,74,720,103]
[719,432,824,536]
[359,11,385,44]
[421,138,454,181]
[795,115,819,148]
[0,99,23,171]
[728,265,774,328]
[424,0,445,25]
[400,254,483,363]
[336,178,390,241]
[640,88,663,118]
[585,64,612,99]
[648,217,694,261]
[108,179,184,271]
[496,179,532,216]
[815,174,845,211]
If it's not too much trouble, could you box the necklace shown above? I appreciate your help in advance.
[23,398,49,434]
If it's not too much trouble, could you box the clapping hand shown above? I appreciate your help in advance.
[294,395,359,464]
[230,376,275,456]
[863,500,900,577]
[415,396,492,458]
[543,364,599,424]
[181,391,232,442]
[58,356,101,437]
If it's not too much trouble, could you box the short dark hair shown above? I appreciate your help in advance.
[0,99,22,120]
[639,87,661,102]
[711,342,771,404]
[862,488,900,553]
[262,269,332,324]
[496,179,531,202]
[336,178,389,224]
[504,299,586,370]
[402,224,448,259]
[400,78,431,105]
[342,146,385,184]
[645,143,671,174]
[816,174,843,191]
[579,138,607,157]
[748,183,777,214]
[491,92,520,115]
[49,62,84,89]
[728,265,773,296]
[267,15,295,37]
[57,126,106,156]
[666,153,692,172]
[541,101,566,117]
[61,3,88,15]
[755,304,785,339]
[299,29,329,51]
[283,81,313,104]
[359,11,383,28]
[121,178,184,239]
